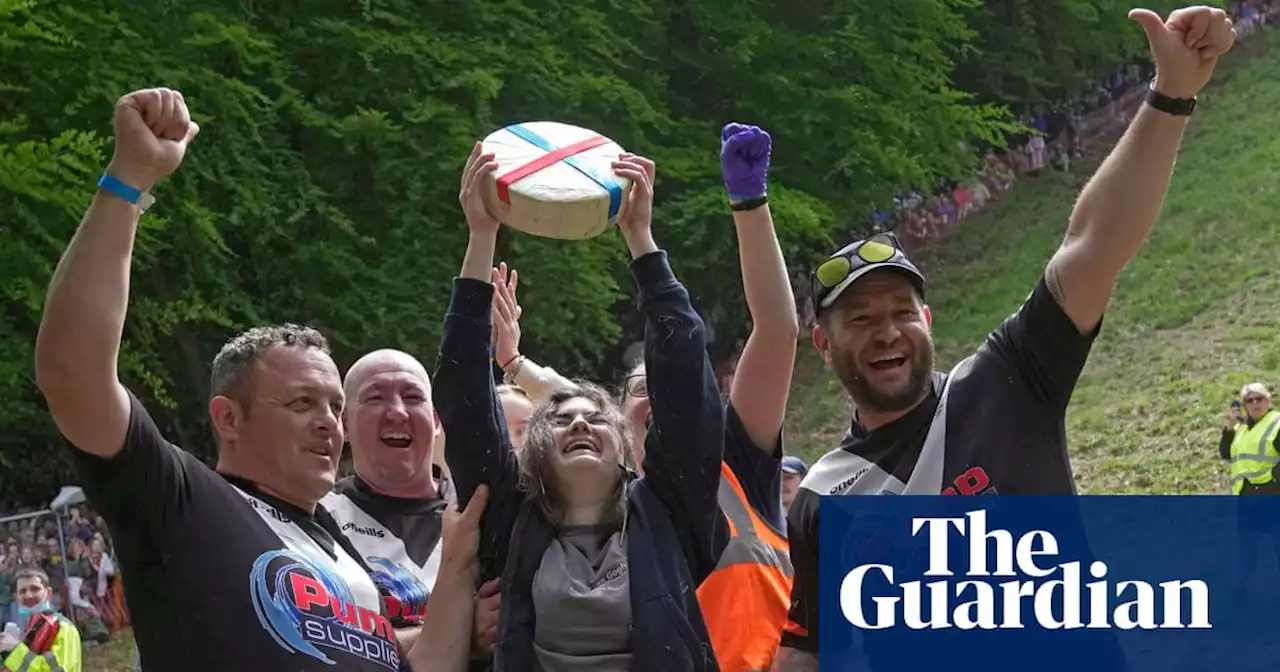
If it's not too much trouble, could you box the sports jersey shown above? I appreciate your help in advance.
[72,390,404,672]
[322,472,452,627]
[782,275,1126,669]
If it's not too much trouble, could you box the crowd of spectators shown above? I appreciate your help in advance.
[0,506,129,648]
[870,0,1277,250]
[789,0,1280,331]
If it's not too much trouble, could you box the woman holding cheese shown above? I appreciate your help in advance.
[434,143,728,672]
[489,123,797,672]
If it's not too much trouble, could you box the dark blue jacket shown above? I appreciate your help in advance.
[435,250,728,672]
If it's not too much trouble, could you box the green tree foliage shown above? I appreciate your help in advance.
[0,0,1167,505]
[954,0,1216,111]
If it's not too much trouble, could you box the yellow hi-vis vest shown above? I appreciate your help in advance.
[1230,409,1280,494]
[2,611,82,672]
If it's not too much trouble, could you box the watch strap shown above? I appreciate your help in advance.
[98,172,156,212]
[1145,85,1196,116]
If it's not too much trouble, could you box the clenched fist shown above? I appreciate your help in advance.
[108,87,200,192]
[721,122,771,200]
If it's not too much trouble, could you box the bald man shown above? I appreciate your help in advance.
[323,350,501,658]
[321,350,448,630]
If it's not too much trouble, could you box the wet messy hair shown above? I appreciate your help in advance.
[518,382,636,528]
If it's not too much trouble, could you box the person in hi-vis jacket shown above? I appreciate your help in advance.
[1,568,82,672]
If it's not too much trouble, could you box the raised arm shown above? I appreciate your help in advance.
[1046,7,1234,333]
[489,263,574,401]
[34,88,198,458]
[613,153,728,579]
[1220,407,1238,461]
[721,123,798,453]
[433,143,520,580]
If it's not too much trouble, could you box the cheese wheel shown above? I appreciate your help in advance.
[481,121,633,240]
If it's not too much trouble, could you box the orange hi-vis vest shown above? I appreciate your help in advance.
[697,461,794,672]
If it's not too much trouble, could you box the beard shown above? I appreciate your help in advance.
[833,345,934,414]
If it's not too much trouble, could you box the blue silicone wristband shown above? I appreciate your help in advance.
[97,173,153,211]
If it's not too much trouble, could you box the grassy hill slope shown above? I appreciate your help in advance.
[784,31,1280,494]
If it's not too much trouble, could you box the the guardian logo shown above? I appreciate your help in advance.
[840,510,1211,631]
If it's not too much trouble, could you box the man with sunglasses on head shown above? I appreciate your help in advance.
[773,6,1236,671]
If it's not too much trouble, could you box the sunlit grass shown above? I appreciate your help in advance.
[784,30,1280,494]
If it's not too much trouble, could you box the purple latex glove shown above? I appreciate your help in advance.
[720,122,771,200]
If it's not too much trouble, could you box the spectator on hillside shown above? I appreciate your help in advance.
[1218,381,1280,605]
[59,538,110,644]
[1051,144,1073,172]
[39,539,63,612]
[1027,132,1048,173]
[1219,382,1280,494]
[64,510,92,544]
[952,184,973,220]
[0,553,12,618]
[84,538,122,632]
[780,456,807,514]
[969,179,991,211]
[35,86,479,671]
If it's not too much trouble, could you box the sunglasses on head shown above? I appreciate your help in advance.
[812,232,909,304]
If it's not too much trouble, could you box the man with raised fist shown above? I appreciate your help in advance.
[774,5,1236,671]
[33,89,474,672]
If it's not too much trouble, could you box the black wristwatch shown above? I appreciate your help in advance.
[1145,83,1196,116]
[730,195,768,212]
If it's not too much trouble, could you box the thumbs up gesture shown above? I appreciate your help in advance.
[1129,6,1236,100]
[108,87,200,192]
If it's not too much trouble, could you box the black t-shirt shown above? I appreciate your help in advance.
[782,275,1101,657]
[72,391,404,671]
[322,474,451,627]
[723,401,785,531]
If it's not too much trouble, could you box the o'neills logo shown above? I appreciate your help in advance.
[342,521,387,539]
[250,550,400,669]
[840,510,1210,631]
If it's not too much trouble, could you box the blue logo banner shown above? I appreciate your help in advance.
[818,495,1280,672]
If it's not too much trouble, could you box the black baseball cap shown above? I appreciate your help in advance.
[810,232,925,318]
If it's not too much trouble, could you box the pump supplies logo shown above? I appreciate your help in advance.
[367,556,430,625]
[250,549,400,669]
[818,496,1280,672]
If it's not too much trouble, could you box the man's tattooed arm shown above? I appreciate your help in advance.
[1045,257,1067,308]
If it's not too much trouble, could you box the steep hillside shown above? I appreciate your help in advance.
[784,31,1280,494]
